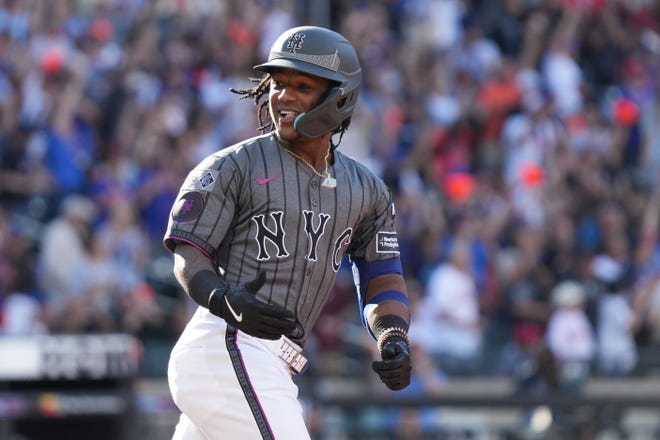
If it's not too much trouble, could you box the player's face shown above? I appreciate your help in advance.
[268,69,332,142]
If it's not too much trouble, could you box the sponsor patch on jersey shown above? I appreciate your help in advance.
[172,191,205,222]
[182,169,218,191]
[376,231,400,254]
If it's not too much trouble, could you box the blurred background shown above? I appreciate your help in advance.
[1,0,660,439]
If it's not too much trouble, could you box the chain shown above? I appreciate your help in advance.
[284,146,333,181]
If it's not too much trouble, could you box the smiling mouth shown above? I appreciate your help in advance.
[278,109,300,123]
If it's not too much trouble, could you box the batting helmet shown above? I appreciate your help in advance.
[254,26,362,138]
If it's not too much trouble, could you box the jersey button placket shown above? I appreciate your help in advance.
[310,179,319,207]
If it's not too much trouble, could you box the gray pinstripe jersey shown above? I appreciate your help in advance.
[164,133,400,344]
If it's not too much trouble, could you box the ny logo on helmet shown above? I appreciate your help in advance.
[286,33,305,53]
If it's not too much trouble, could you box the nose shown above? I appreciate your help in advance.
[277,86,295,102]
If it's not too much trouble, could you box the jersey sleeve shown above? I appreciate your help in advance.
[163,150,241,259]
[348,179,400,262]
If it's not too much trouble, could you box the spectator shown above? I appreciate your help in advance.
[69,229,122,332]
[541,10,585,119]
[0,124,55,224]
[411,239,484,376]
[37,194,97,329]
[0,212,47,335]
[501,225,553,359]
[95,196,150,291]
[546,280,595,392]
[1,292,46,335]
[591,254,638,376]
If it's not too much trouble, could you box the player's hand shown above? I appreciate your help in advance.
[211,271,296,340]
[372,336,412,390]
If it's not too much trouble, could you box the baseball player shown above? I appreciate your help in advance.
[164,25,411,439]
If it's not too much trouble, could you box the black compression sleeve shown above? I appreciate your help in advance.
[188,270,227,310]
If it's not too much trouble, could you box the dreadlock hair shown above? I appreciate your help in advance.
[230,74,351,149]
[230,75,273,134]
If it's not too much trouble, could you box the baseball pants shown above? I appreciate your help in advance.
[168,321,311,439]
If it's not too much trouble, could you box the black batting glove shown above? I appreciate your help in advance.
[209,271,296,340]
[372,336,412,390]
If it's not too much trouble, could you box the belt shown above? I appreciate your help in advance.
[277,336,308,374]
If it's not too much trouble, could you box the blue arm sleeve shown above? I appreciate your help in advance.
[352,258,404,330]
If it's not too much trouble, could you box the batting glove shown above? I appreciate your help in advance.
[372,336,412,390]
[209,271,296,340]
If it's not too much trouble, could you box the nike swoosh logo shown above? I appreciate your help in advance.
[257,174,281,185]
[224,296,243,322]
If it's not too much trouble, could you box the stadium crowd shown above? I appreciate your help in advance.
[1,0,660,435]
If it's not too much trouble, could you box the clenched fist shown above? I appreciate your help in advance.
[372,336,411,390]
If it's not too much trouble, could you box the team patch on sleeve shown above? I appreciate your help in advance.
[182,169,219,191]
[172,191,205,222]
[376,231,400,254]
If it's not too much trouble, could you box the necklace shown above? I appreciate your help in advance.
[284,146,336,189]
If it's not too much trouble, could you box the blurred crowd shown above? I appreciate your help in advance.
[1,0,660,408]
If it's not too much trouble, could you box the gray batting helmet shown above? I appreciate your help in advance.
[254,26,362,138]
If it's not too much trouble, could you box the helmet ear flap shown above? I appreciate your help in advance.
[294,87,353,138]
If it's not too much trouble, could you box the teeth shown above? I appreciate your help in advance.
[280,110,299,116]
